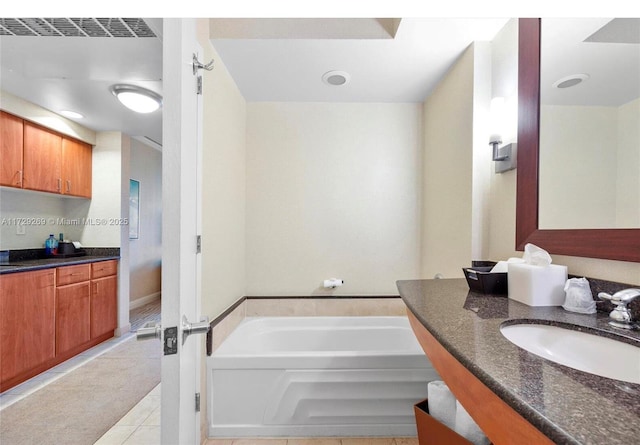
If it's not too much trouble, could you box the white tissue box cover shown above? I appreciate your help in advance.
[507,263,568,306]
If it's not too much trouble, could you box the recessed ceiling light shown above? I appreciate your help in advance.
[553,74,590,89]
[59,110,84,119]
[322,70,351,86]
[109,84,163,114]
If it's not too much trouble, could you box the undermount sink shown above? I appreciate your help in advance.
[500,322,640,384]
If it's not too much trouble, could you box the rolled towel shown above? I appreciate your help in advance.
[455,400,490,445]
[427,380,456,430]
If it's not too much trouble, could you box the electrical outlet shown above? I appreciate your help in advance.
[16,224,26,235]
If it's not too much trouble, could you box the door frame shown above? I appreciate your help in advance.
[161,18,204,445]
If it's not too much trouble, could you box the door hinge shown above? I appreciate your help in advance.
[196,235,202,254]
[195,392,201,412]
[196,75,203,95]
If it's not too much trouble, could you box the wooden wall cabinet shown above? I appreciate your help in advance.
[0,269,55,387]
[0,111,24,187]
[62,137,92,198]
[23,121,63,194]
[1,111,92,198]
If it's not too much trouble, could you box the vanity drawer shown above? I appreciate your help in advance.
[91,260,117,279]
[56,264,91,286]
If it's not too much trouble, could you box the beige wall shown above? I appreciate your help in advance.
[198,20,248,319]
[616,97,640,228]
[539,105,618,229]
[421,45,475,278]
[129,138,162,305]
[245,102,422,296]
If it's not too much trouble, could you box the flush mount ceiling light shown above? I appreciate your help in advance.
[322,70,351,86]
[553,73,590,89]
[59,110,84,119]
[109,84,162,113]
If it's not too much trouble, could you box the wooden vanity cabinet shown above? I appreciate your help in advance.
[0,261,118,392]
[0,111,24,187]
[23,121,63,194]
[0,269,56,390]
[90,261,118,339]
[55,264,92,355]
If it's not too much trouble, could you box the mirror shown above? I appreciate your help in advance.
[538,18,640,230]
[516,18,640,262]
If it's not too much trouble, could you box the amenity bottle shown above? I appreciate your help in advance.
[45,234,58,255]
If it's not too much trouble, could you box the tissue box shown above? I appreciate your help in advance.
[462,266,508,295]
[414,399,473,445]
[507,263,568,306]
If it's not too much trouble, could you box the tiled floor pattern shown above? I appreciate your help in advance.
[0,332,136,411]
[94,383,161,445]
[205,438,419,445]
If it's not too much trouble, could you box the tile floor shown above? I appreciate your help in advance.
[94,383,161,445]
[204,438,419,445]
[0,332,136,411]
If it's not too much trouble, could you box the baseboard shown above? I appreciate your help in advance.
[129,292,161,310]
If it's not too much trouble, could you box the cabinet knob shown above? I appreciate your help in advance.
[57,178,62,191]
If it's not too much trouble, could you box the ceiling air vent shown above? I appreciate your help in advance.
[0,18,157,38]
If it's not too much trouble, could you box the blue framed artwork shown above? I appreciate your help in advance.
[129,179,140,239]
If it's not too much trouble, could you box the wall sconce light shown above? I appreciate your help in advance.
[489,97,517,174]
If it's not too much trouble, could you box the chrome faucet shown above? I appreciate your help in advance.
[598,288,640,330]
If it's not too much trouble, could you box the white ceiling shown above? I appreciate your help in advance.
[0,17,511,146]
[210,18,510,102]
[540,18,640,107]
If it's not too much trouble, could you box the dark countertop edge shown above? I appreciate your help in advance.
[403,301,581,445]
[0,256,120,274]
[395,278,640,445]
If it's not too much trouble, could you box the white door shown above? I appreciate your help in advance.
[161,18,204,445]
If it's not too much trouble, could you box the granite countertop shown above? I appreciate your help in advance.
[0,248,120,275]
[397,278,640,445]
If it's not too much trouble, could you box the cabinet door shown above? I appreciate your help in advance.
[62,137,92,198]
[56,282,91,355]
[23,122,62,193]
[0,270,55,384]
[91,275,118,339]
[0,111,24,187]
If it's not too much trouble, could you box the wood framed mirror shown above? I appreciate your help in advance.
[516,18,640,262]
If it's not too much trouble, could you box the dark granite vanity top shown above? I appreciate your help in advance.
[0,248,120,275]
[397,278,640,445]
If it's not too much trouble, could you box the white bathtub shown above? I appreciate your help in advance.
[208,316,439,437]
